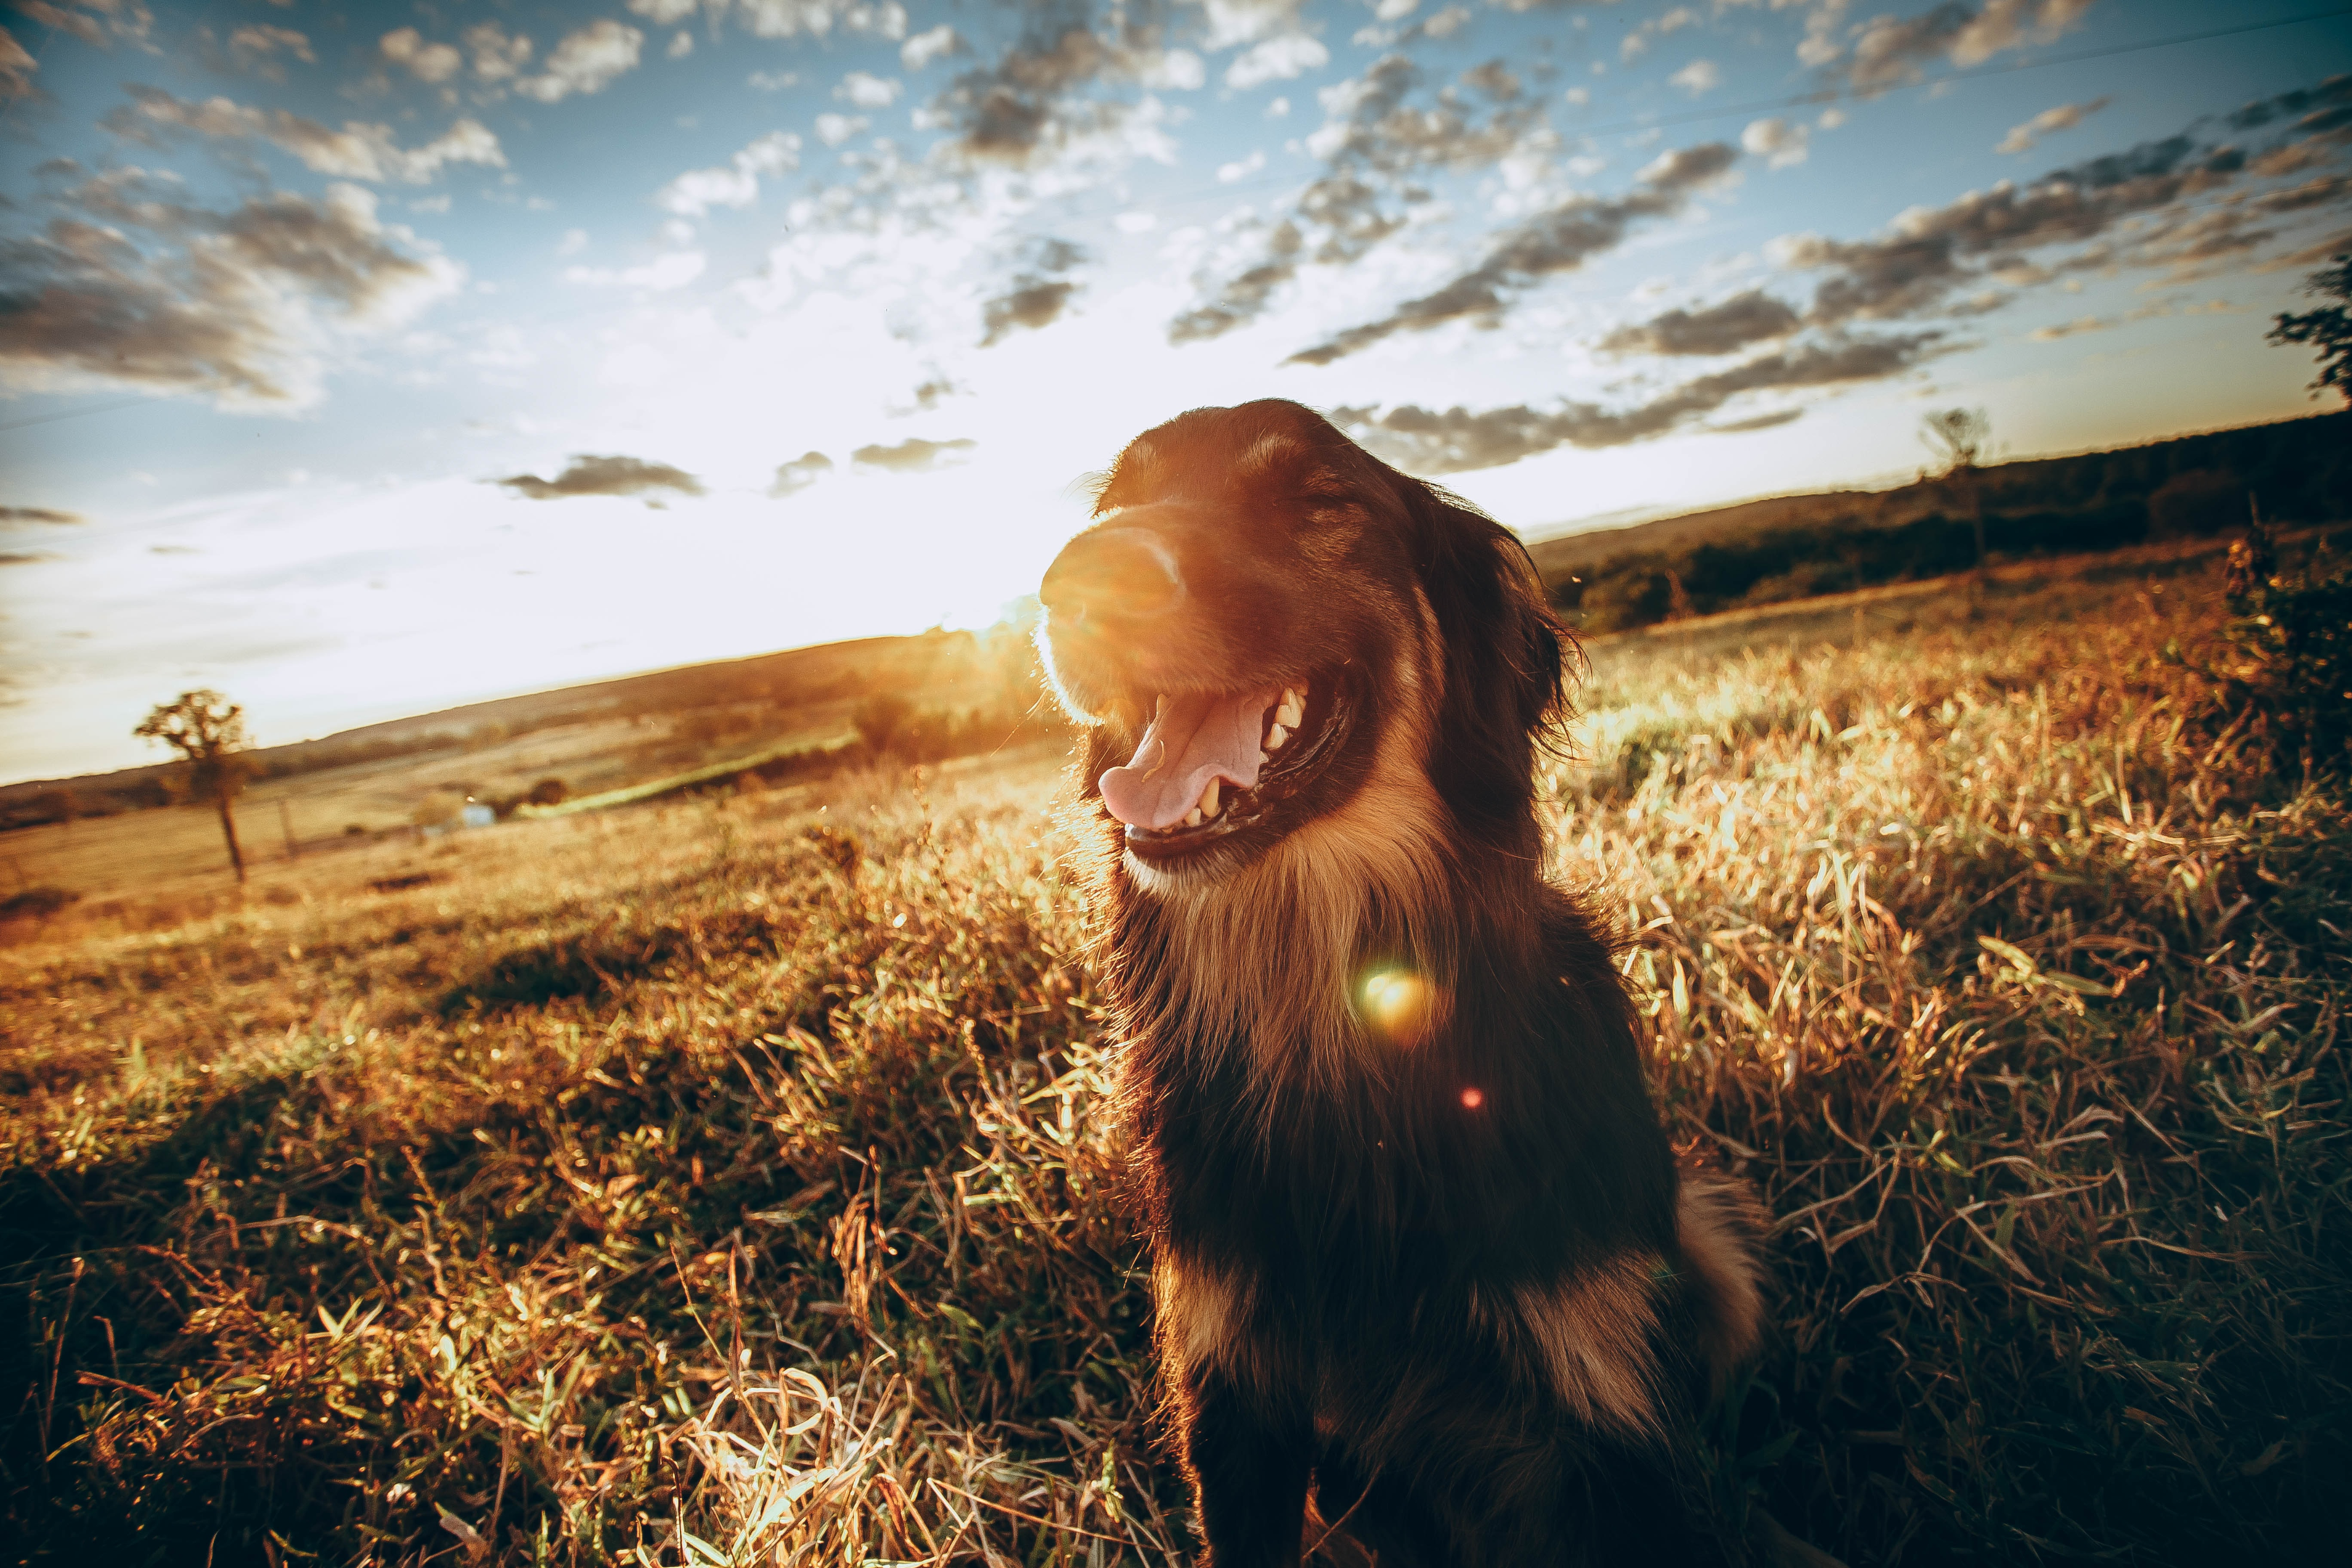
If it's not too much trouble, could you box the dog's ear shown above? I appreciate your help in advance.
[1400,476,1572,846]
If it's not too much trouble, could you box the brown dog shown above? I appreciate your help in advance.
[1037,400,1768,1567]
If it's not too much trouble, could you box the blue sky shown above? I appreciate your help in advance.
[3,0,2348,781]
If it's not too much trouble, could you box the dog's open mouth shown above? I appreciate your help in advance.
[1103,674,1349,861]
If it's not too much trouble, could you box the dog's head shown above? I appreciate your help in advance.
[1038,399,1568,881]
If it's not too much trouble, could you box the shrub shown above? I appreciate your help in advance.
[0,886,78,920]
[2221,531,2352,770]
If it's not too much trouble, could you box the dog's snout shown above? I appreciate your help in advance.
[1041,527,1184,626]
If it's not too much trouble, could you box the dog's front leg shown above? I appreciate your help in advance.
[1177,1366,1312,1568]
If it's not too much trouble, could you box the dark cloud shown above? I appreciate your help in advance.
[1842,0,2094,94]
[926,0,1191,168]
[1638,141,1741,191]
[1169,52,1552,344]
[1170,221,1305,343]
[1777,126,2274,327]
[852,436,976,472]
[0,505,83,524]
[769,451,833,497]
[1461,60,1521,102]
[979,236,1086,345]
[494,455,705,500]
[0,169,457,407]
[981,279,1078,343]
[2,25,41,97]
[1710,408,1807,434]
[1599,290,1801,356]
[2226,74,2352,134]
[944,24,1107,163]
[1286,142,1738,366]
[910,376,957,409]
[104,86,505,186]
[0,552,48,565]
[1842,1,1972,93]
[1334,332,1943,473]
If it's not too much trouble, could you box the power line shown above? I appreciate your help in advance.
[1,3,2344,435]
[0,396,163,433]
[1150,3,2352,214]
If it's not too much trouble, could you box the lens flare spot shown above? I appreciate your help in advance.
[1358,967,1433,1045]
[1460,1087,1485,1109]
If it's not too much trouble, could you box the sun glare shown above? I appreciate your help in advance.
[1360,966,1435,1046]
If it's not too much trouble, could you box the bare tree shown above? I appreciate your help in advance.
[135,690,254,883]
[1921,407,1993,569]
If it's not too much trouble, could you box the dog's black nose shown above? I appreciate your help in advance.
[1040,526,1184,626]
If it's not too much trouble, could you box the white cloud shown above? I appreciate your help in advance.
[1217,149,1267,181]
[563,250,708,290]
[1202,0,1310,50]
[748,70,799,91]
[734,0,910,41]
[1136,49,1206,91]
[667,30,693,58]
[1267,95,1291,117]
[558,228,589,256]
[516,20,643,104]
[379,28,462,83]
[1373,0,1418,20]
[1996,96,2110,155]
[117,89,507,185]
[1225,33,1328,91]
[1670,59,1720,95]
[1115,211,1158,233]
[627,0,698,23]
[901,23,957,70]
[656,130,802,216]
[814,113,867,147]
[1422,6,1471,39]
[837,70,901,108]
[465,23,533,82]
[1741,115,1810,169]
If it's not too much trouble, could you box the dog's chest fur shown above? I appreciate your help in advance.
[1093,769,1689,1442]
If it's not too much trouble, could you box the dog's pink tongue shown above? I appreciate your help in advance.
[1101,690,1277,830]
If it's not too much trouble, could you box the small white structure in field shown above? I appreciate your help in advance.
[461,802,494,829]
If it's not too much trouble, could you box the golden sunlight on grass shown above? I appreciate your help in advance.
[2,547,2345,1564]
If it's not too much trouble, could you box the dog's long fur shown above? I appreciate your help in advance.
[1039,401,1767,1567]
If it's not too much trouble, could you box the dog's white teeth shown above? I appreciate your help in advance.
[1265,722,1289,751]
[1185,807,1204,827]
[1199,778,1221,818]
[1275,689,1304,729]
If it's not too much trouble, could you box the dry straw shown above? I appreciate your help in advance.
[3,547,2345,1564]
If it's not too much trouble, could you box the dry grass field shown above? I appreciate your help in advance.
[2,544,2346,1566]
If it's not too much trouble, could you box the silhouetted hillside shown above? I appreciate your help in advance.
[1533,411,2351,632]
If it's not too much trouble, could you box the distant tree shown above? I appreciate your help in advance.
[134,690,253,883]
[1921,407,1993,569]
[2268,253,2352,405]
